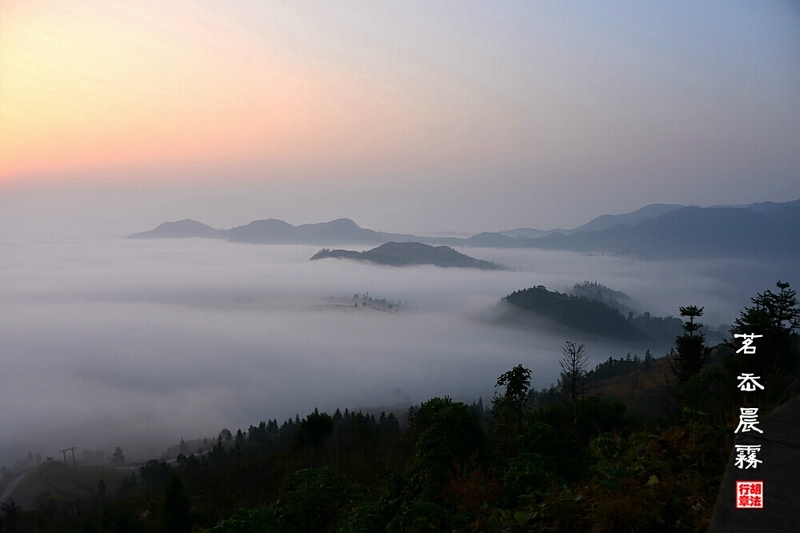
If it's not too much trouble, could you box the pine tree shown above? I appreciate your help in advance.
[668,305,706,383]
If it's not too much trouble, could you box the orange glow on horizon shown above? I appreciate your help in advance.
[0,2,422,186]
[1,1,535,189]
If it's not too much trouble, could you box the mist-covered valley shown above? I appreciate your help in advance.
[1,221,793,468]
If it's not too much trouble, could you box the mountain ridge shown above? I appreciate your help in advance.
[127,199,800,259]
[129,219,227,239]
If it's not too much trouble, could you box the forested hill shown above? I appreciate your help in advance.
[497,285,700,347]
[501,286,645,340]
[310,242,506,269]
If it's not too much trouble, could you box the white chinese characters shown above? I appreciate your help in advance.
[736,373,764,392]
[733,332,768,508]
[734,445,762,469]
[734,407,763,434]
[734,333,763,354]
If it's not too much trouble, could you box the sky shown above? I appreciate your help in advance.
[1,0,800,234]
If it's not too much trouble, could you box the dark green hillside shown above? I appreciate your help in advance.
[503,285,645,340]
[570,281,637,315]
[11,461,128,510]
[498,284,690,346]
[585,352,672,417]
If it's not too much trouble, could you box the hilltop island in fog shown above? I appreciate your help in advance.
[128,200,800,259]
[310,242,506,269]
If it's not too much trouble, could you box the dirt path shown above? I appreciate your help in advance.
[0,471,28,502]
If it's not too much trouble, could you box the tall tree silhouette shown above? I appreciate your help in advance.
[492,364,532,438]
[668,305,706,383]
[559,341,588,402]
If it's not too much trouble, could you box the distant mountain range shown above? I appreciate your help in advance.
[129,217,416,244]
[129,199,800,259]
[499,203,685,238]
[526,200,800,259]
[310,242,506,270]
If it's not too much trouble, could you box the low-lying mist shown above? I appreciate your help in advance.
[0,231,792,466]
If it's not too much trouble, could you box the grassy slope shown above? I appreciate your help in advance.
[587,355,673,418]
[12,461,128,509]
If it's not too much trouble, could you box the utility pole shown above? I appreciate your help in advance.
[60,449,69,472]
[59,447,78,471]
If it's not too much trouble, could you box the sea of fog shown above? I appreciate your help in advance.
[0,228,793,464]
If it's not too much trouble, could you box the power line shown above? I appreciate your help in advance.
[59,447,77,472]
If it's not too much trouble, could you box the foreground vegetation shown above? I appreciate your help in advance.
[1,282,796,533]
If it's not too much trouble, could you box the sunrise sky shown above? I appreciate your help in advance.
[1,0,799,234]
